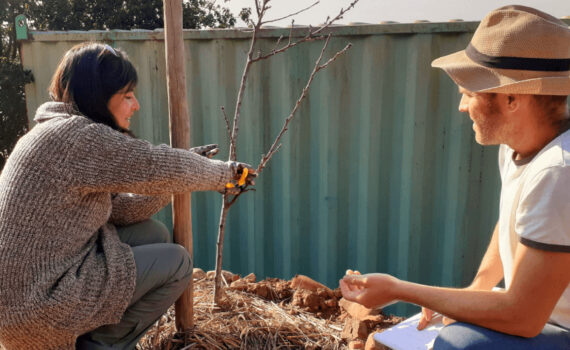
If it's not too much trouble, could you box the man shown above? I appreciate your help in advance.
[341,5,570,349]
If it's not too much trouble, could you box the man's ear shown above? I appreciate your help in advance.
[505,94,521,113]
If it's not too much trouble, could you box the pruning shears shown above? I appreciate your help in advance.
[225,167,249,190]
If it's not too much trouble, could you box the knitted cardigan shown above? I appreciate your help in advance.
[0,102,231,349]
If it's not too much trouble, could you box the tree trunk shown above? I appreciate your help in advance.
[214,199,231,304]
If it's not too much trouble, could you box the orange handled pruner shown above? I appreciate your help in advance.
[225,167,249,189]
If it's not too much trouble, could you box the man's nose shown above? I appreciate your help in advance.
[458,95,468,113]
[134,97,140,111]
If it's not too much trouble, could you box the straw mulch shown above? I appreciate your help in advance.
[137,274,347,349]
[0,272,401,350]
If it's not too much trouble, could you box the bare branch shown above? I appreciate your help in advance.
[228,1,270,161]
[254,0,261,17]
[261,1,320,25]
[312,0,360,36]
[227,191,244,207]
[256,35,351,174]
[317,42,352,71]
[221,106,231,140]
[250,35,324,63]
[258,144,283,173]
[288,21,294,45]
[250,0,360,63]
[228,44,253,161]
[250,31,316,64]
[271,35,283,53]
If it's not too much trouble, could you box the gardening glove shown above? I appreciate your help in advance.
[190,144,219,159]
[224,161,257,194]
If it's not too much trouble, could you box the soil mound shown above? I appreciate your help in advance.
[137,270,403,349]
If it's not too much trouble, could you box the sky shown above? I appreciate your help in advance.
[222,0,570,26]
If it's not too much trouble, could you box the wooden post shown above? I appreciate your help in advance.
[163,0,193,330]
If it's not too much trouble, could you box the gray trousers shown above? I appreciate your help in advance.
[76,219,192,350]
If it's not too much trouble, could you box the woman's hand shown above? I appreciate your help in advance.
[190,144,219,158]
[340,273,400,309]
[224,161,257,194]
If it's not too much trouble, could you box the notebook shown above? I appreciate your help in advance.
[373,312,445,350]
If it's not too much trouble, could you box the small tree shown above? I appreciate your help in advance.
[213,0,360,304]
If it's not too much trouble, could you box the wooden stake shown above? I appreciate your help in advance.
[163,0,193,330]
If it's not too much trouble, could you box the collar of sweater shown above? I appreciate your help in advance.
[34,102,82,124]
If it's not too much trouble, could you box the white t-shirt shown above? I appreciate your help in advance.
[498,130,570,330]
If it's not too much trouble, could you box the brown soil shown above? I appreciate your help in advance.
[137,270,404,349]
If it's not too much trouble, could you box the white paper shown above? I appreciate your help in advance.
[373,312,445,350]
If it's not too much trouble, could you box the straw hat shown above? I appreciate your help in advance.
[432,5,570,95]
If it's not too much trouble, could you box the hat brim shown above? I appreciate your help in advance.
[432,50,570,95]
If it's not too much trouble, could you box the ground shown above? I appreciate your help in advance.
[137,270,404,349]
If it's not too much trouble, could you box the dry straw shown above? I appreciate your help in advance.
[137,277,346,349]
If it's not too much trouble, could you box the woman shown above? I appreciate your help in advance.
[0,42,255,349]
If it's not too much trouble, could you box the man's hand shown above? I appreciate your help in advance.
[417,307,455,330]
[340,273,399,309]
[190,144,219,158]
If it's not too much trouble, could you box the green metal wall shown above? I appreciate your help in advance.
[20,22,502,315]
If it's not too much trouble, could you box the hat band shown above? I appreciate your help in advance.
[466,43,570,72]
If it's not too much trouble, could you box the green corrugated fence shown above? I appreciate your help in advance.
[19,21,505,316]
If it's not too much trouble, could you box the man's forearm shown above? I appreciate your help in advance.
[395,281,529,336]
[341,233,568,338]
[470,221,503,290]
[416,223,504,331]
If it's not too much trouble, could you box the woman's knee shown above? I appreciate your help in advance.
[130,243,192,305]
[118,219,172,246]
[144,219,171,244]
[167,244,193,282]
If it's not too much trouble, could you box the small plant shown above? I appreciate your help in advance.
[213,0,360,304]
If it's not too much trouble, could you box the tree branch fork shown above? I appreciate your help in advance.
[214,0,360,305]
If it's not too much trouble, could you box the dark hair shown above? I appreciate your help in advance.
[49,42,138,132]
[532,95,568,109]
[531,95,569,125]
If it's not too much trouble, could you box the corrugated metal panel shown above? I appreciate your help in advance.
[20,22,501,316]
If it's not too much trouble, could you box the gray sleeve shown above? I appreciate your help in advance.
[65,123,232,195]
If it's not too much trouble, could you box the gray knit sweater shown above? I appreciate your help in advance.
[0,102,231,349]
